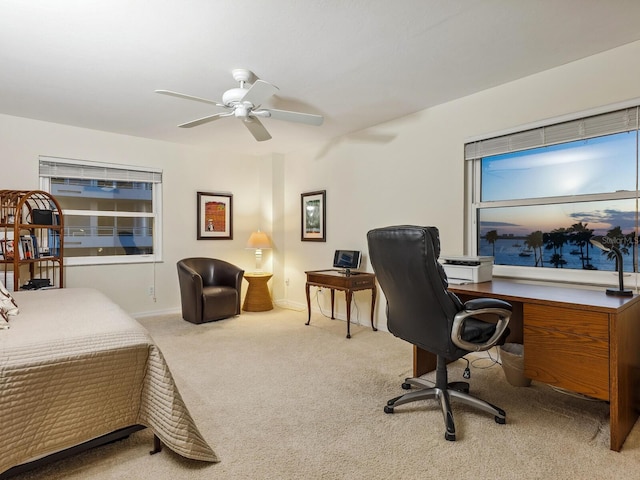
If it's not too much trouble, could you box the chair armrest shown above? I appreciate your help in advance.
[212,262,244,313]
[214,262,244,288]
[451,298,512,352]
[464,298,512,312]
[178,263,204,294]
[178,263,203,308]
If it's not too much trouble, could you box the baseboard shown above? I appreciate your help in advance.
[132,307,181,319]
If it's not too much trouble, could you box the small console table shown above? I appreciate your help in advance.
[305,269,377,338]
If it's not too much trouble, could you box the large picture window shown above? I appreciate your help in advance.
[39,156,163,265]
[466,105,639,284]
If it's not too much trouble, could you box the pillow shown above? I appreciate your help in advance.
[0,280,19,316]
[0,306,9,329]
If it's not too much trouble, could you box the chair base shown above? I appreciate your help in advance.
[401,377,470,394]
[385,357,506,441]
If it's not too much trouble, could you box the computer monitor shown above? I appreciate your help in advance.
[333,250,361,272]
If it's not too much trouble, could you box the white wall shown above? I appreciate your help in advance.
[0,114,264,315]
[3,40,640,327]
[281,40,640,332]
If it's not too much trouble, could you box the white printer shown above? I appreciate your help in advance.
[440,255,493,284]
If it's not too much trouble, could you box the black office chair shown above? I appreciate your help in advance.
[367,225,512,441]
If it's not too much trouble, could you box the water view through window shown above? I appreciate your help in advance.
[477,132,638,273]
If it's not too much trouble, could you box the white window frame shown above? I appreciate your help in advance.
[39,156,163,266]
[464,100,640,289]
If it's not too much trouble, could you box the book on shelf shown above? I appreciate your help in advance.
[0,239,9,260]
[31,234,39,259]
[0,239,22,260]
[20,235,36,260]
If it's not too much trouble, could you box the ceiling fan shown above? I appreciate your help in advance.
[156,69,323,141]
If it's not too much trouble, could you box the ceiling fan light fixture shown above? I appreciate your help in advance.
[235,106,249,118]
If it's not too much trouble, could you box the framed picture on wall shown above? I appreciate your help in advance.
[301,190,326,242]
[197,192,233,240]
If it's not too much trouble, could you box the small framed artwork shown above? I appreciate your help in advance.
[197,192,233,240]
[301,190,326,242]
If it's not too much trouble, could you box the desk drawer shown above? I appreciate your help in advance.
[525,304,609,338]
[524,304,609,400]
[350,277,375,288]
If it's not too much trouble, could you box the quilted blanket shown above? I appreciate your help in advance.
[0,288,218,475]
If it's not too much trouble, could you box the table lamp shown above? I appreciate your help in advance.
[246,230,271,272]
[589,235,632,296]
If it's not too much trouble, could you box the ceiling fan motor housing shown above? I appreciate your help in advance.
[222,87,249,107]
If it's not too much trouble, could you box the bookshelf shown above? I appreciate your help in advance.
[0,190,64,291]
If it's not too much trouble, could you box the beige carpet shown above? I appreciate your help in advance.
[8,308,640,479]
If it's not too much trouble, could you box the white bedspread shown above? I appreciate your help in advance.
[0,288,218,475]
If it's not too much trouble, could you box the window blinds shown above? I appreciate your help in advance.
[39,156,162,183]
[465,106,640,160]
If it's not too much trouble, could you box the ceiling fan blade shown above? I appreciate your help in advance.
[178,112,231,128]
[261,108,324,126]
[241,80,279,106]
[242,117,272,141]
[155,89,225,107]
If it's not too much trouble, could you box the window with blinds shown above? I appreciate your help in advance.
[465,105,639,283]
[39,156,163,265]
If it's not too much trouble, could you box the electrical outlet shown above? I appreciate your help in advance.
[147,286,155,296]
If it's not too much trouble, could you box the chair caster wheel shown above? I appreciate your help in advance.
[495,416,506,424]
[445,432,456,441]
[401,382,411,390]
[384,405,394,414]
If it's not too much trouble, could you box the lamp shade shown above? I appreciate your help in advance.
[246,231,272,249]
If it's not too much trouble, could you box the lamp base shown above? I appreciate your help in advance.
[606,288,633,297]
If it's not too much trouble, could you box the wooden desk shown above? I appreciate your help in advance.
[305,269,377,338]
[242,273,273,312]
[414,279,640,451]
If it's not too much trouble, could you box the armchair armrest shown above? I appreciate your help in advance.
[177,263,205,322]
[178,263,205,295]
[212,262,243,287]
[211,261,244,314]
[451,298,512,352]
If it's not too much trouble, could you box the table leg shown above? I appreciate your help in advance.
[330,289,335,319]
[305,283,311,325]
[345,290,353,339]
[370,285,377,332]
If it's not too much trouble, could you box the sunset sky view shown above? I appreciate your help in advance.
[479,132,638,239]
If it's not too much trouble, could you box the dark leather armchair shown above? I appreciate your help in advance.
[367,225,512,441]
[177,257,244,324]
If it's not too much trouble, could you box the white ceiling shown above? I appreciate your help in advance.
[3,0,640,157]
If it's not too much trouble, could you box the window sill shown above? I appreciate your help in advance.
[65,254,161,266]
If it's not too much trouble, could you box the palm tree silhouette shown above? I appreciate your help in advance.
[544,228,570,268]
[525,231,544,267]
[485,230,498,257]
[569,222,594,269]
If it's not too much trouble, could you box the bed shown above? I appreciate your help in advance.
[0,287,218,477]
